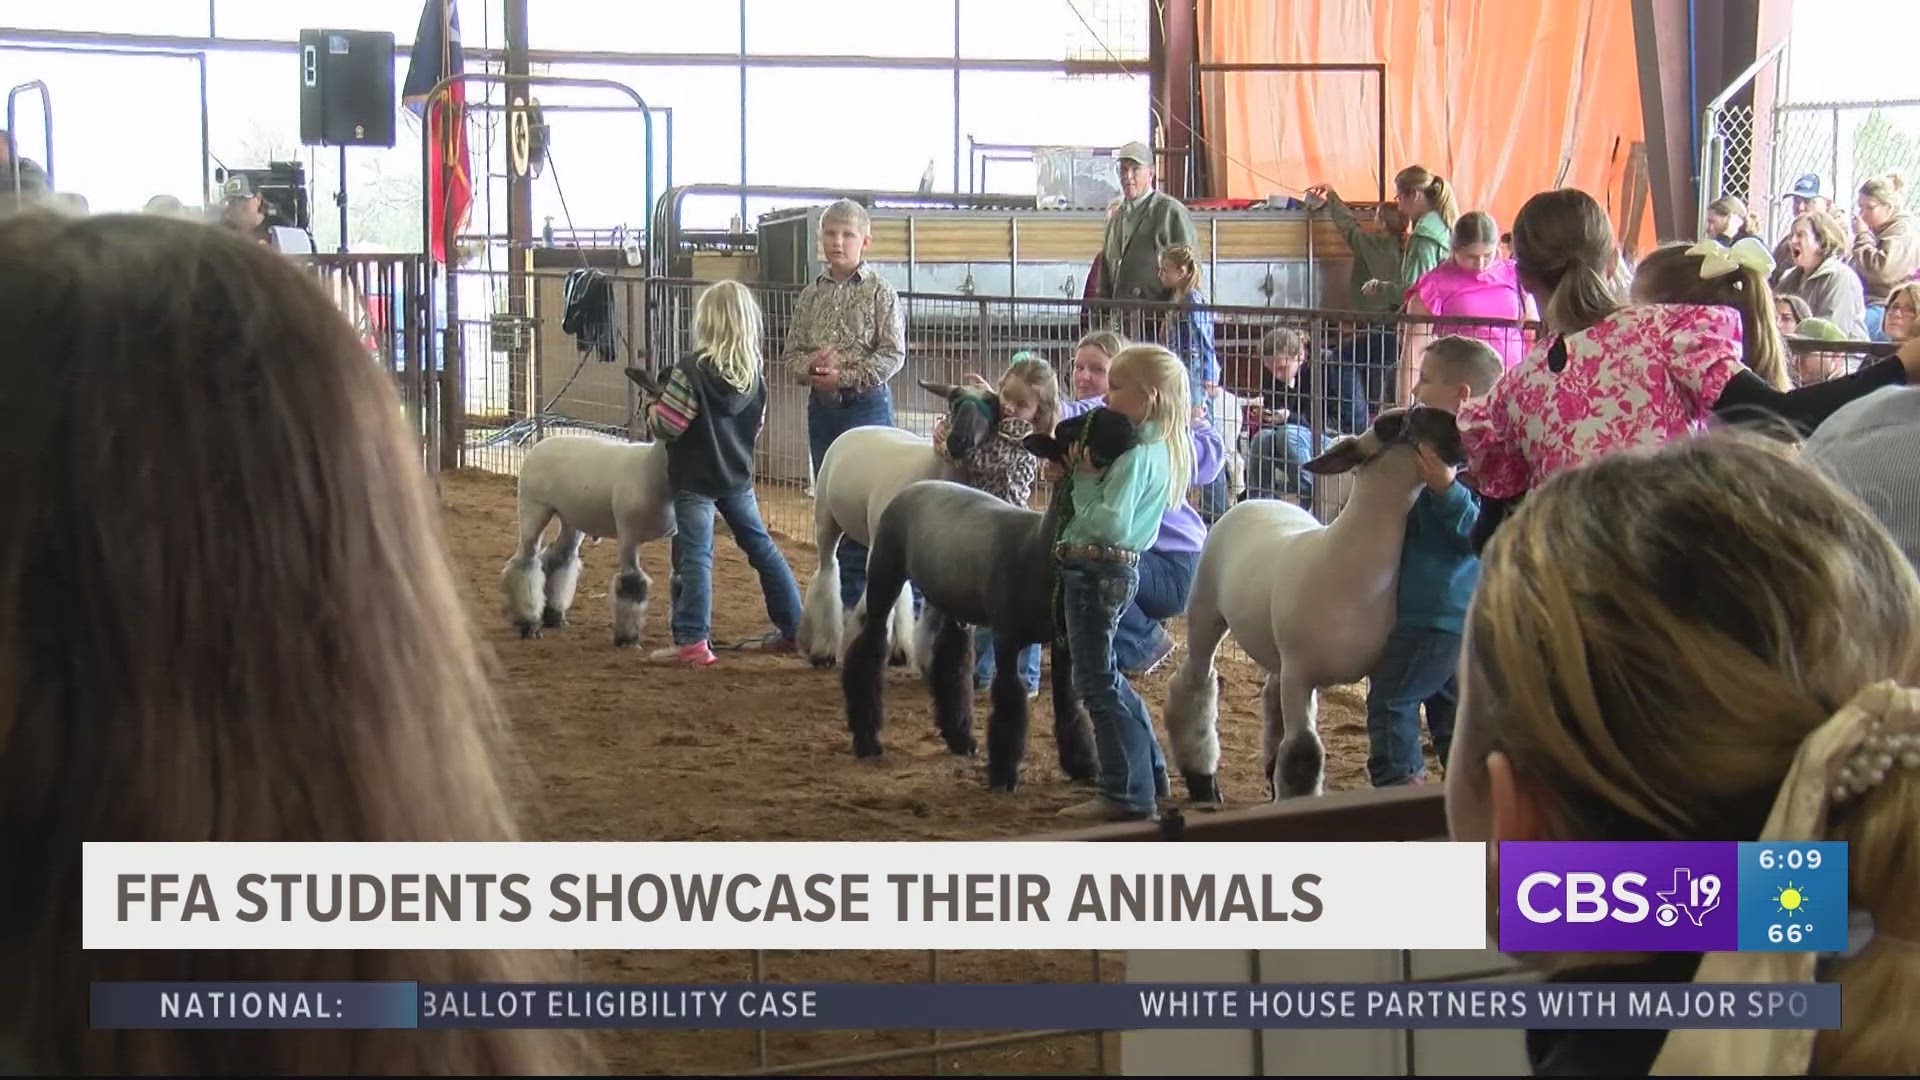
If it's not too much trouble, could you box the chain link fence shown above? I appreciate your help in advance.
[1764,99,1920,240]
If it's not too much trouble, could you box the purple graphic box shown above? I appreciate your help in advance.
[1497,842,1739,952]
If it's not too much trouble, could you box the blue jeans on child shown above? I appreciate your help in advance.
[1363,624,1461,786]
[670,488,804,646]
[1246,424,1320,502]
[1060,556,1167,814]
[973,626,1042,693]
[806,386,895,611]
[1112,547,1199,674]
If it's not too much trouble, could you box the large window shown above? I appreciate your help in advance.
[742,0,954,59]
[529,63,741,233]
[528,0,740,55]
[5,1,1158,234]
[958,71,1150,195]
[744,67,955,192]
[0,46,204,214]
[0,0,209,37]
[212,0,425,43]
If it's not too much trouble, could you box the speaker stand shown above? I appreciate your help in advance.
[333,145,349,254]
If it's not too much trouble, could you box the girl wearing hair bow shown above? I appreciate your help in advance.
[1456,188,1920,554]
[1631,236,1795,390]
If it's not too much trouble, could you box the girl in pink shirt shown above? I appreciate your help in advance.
[1458,188,1920,553]
[1399,211,1534,403]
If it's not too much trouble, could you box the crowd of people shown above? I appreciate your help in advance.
[5,138,1920,1072]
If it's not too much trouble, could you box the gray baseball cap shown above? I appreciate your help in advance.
[1115,141,1152,167]
[221,175,256,201]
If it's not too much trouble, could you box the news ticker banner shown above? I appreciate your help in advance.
[84,840,1848,954]
[90,981,1841,1032]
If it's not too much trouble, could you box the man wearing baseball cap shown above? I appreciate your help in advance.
[1096,141,1196,307]
[1772,173,1833,286]
[219,175,270,244]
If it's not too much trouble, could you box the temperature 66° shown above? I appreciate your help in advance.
[1768,923,1809,944]
[1759,848,1821,871]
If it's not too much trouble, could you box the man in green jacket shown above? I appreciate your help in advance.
[1098,142,1197,313]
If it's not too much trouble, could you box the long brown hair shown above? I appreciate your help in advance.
[1509,188,1623,334]
[0,212,597,1074]
[1631,242,1792,390]
[1458,433,1920,1073]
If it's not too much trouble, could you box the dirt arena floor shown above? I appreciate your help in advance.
[438,467,1414,1075]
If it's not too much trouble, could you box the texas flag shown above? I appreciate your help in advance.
[401,0,470,264]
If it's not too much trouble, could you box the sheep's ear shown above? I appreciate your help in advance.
[1303,432,1374,475]
[1370,406,1409,446]
[1407,407,1467,465]
[918,378,957,400]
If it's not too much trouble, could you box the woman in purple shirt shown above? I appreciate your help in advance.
[973,329,1225,676]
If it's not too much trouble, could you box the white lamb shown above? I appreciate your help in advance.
[1162,406,1465,803]
[499,369,675,647]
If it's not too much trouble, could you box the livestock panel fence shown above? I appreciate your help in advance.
[300,255,1896,544]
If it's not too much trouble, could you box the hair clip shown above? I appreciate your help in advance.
[1829,722,1920,805]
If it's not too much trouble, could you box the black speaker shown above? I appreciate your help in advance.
[298,29,398,149]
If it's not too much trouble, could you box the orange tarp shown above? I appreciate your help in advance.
[1199,0,1657,254]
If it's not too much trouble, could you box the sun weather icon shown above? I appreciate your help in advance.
[1774,882,1808,916]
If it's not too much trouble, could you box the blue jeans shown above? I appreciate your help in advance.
[807,386,895,611]
[670,488,804,647]
[1196,470,1231,523]
[973,626,1041,693]
[1867,303,1888,342]
[1113,547,1199,673]
[1247,424,1319,502]
[1060,557,1167,813]
[1364,624,1462,786]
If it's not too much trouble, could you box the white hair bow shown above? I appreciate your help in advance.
[1688,235,1774,280]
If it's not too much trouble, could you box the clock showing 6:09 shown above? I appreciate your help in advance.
[1735,842,1848,952]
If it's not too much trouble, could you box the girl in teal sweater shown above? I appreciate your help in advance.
[1055,344,1194,823]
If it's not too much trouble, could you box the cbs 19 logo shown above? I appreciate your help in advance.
[1514,869,1723,926]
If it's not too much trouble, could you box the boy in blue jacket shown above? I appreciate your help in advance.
[1366,335,1505,786]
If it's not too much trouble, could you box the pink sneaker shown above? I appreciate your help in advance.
[650,641,718,667]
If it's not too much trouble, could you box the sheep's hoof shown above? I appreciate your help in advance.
[612,633,640,649]
[809,655,837,670]
[943,733,977,758]
[851,733,884,759]
[1062,761,1097,784]
[887,651,911,668]
[1184,771,1224,807]
[541,605,566,628]
[986,772,1019,793]
[513,619,542,640]
[1274,737,1326,800]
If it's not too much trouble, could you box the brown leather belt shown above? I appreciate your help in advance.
[1054,543,1141,566]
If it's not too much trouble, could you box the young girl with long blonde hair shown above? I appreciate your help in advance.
[648,279,805,667]
[1055,345,1193,822]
